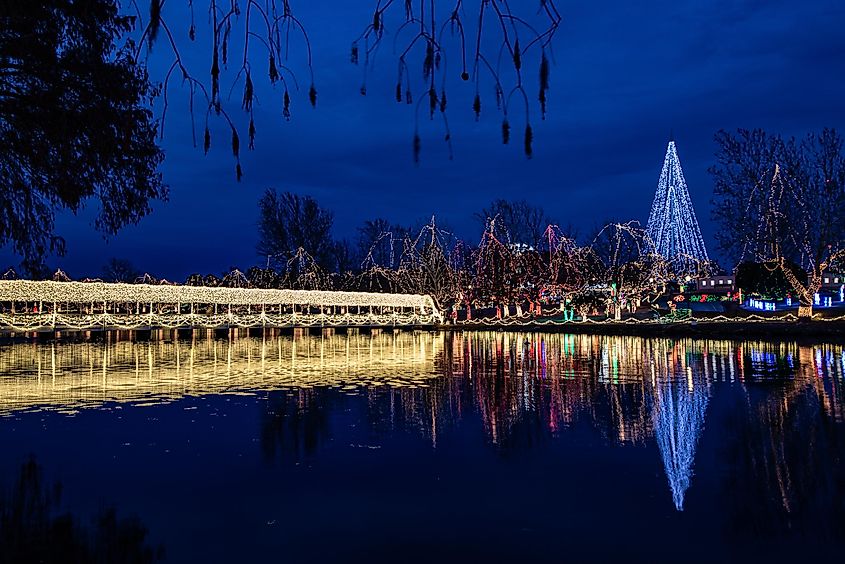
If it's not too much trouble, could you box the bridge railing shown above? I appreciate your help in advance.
[0,311,441,331]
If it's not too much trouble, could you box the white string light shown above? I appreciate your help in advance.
[0,280,442,330]
[0,280,437,310]
[646,141,709,273]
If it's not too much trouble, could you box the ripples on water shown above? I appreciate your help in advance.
[1,330,844,561]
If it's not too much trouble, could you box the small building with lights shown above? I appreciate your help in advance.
[694,275,735,294]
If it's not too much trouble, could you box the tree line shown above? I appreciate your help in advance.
[3,128,842,318]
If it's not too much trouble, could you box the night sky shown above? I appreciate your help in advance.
[3,0,843,279]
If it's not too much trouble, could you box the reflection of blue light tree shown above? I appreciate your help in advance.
[653,376,710,510]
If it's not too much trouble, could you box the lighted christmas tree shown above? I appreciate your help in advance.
[646,140,709,273]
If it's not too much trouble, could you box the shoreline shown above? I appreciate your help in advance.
[442,319,845,340]
[0,319,844,344]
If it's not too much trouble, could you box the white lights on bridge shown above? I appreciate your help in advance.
[0,280,437,311]
[0,280,441,331]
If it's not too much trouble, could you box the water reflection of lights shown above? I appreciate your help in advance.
[653,370,710,511]
[1,331,844,512]
[0,331,443,416]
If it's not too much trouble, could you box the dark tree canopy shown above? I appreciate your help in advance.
[102,257,141,282]
[256,189,335,271]
[476,199,551,249]
[734,260,805,301]
[0,0,166,275]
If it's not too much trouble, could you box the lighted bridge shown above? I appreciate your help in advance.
[0,280,442,332]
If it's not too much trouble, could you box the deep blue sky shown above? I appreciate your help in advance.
[3,0,844,279]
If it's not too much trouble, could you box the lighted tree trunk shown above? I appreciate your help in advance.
[797,303,814,319]
[780,259,819,321]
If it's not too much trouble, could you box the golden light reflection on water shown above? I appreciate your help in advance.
[0,331,843,422]
[0,331,443,416]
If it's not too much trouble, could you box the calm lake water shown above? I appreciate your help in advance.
[1,330,844,562]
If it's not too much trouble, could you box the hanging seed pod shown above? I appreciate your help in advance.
[539,89,547,119]
[495,84,503,110]
[269,56,279,83]
[283,90,291,120]
[309,84,317,108]
[473,93,481,120]
[242,72,254,111]
[231,129,239,157]
[149,0,161,49]
[203,127,211,155]
[524,124,533,158]
[236,163,243,181]
[434,52,441,70]
[395,83,402,103]
[405,88,412,104]
[429,89,437,118]
[502,119,510,144]
[248,118,256,150]
[413,132,421,164]
[461,71,469,81]
[372,11,381,33]
[423,42,434,80]
[351,43,359,65]
[189,24,196,41]
[439,89,447,113]
[360,84,367,96]
[513,40,521,71]
[211,48,220,98]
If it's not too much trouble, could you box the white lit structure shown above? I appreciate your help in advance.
[0,280,441,331]
[646,140,709,273]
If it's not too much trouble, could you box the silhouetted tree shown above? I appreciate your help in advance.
[0,457,164,562]
[257,189,335,271]
[331,239,357,275]
[102,258,141,283]
[358,218,408,270]
[0,1,166,275]
[476,199,551,248]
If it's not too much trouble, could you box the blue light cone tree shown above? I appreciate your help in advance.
[646,141,709,275]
